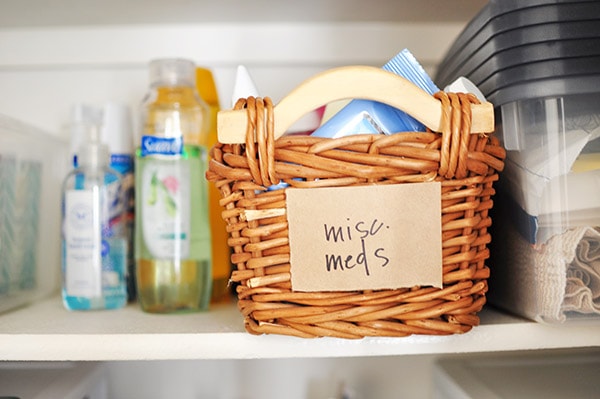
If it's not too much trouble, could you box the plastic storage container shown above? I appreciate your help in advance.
[439,0,600,73]
[489,91,600,323]
[436,1,600,87]
[435,1,600,107]
[0,114,68,314]
[435,0,600,323]
[488,91,600,323]
[481,57,600,101]
[465,38,600,91]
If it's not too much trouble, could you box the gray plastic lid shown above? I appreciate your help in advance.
[440,0,588,60]
[456,38,600,89]
[440,1,600,67]
[487,74,600,106]
[478,56,600,98]
[438,20,600,87]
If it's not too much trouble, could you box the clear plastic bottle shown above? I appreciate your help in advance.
[61,124,127,310]
[135,58,212,313]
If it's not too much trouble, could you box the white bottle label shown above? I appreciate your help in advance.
[141,159,191,259]
[65,190,102,297]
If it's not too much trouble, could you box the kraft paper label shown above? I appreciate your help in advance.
[286,183,442,292]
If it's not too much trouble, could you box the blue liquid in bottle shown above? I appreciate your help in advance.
[61,126,127,311]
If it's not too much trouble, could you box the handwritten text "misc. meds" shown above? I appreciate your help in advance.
[323,218,390,277]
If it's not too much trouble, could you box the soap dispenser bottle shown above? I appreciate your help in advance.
[61,122,127,310]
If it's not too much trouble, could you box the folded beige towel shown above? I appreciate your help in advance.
[536,226,600,321]
[490,223,600,322]
[564,229,600,315]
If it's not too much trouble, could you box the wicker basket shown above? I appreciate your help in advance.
[206,66,505,339]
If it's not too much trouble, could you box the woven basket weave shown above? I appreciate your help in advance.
[206,71,505,339]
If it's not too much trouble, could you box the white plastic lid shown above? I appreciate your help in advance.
[101,102,133,154]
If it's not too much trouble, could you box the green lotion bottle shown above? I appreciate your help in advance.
[135,58,212,313]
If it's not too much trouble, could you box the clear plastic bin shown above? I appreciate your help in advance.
[489,92,600,322]
[0,114,68,313]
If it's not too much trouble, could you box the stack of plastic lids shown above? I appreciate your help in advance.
[434,0,600,107]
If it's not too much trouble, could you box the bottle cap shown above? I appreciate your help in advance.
[69,103,101,158]
[149,58,195,87]
[101,102,134,155]
[78,124,110,168]
[196,67,220,107]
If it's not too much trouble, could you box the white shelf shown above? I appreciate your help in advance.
[1,296,599,361]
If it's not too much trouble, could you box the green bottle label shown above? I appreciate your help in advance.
[140,159,191,259]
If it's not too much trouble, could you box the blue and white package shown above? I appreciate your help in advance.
[311,49,439,138]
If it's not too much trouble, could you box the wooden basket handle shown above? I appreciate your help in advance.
[217,65,494,144]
